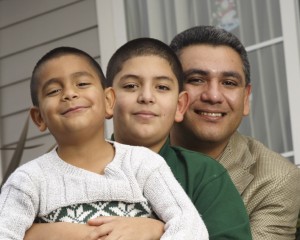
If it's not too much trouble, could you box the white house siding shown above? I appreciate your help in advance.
[0,0,100,177]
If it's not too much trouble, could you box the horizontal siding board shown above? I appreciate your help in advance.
[1,134,56,174]
[0,80,31,117]
[0,27,100,87]
[0,0,97,58]
[0,0,102,177]
[0,0,81,28]
[1,111,41,145]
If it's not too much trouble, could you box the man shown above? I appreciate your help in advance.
[169,25,300,239]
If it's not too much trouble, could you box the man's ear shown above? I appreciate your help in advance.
[104,87,116,119]
[30,106,47,132]
[243,84,252,116]
[174,91,189,123]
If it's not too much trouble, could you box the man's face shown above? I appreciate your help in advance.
[112,55,184,152]
[178,44,251,147]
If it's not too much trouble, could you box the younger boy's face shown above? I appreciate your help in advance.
[112,55,187,152]
[30,54,114,142]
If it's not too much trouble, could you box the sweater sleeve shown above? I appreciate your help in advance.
[143,161,209,240]
[0,170,39,240]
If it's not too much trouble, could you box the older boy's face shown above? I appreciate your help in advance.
[112,55,182,152]
[178,44,251,147]
[31,54,112,141]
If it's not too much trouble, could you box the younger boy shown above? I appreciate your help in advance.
[0,47,208,240]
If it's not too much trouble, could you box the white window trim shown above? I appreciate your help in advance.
[95,0,127,138]
[95,0,300,165]
[280,0,300,165]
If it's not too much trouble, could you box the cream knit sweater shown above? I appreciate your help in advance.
[0,141,208,240]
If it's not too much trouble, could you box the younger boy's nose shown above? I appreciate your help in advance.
[62,88,79,101]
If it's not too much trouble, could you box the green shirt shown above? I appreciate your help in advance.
[159,139,252,240]
[111,135,252,239]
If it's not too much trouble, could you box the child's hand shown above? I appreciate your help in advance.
[85,216,164,240]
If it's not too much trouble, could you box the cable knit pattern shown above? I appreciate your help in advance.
[0,141,208,240]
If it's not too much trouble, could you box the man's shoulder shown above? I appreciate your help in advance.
[238,133,299,174]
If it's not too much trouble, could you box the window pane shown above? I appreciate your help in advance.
[124,0,293,158]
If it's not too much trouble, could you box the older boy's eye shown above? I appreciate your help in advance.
[123,83,138,89]
[157,85,170,91]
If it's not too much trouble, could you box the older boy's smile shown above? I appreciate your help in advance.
[112,55,183,152]
[133,110,158,119]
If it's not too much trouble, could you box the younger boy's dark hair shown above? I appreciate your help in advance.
[30,46,105,107]
[170,25,251,86]
[106,37,184,92]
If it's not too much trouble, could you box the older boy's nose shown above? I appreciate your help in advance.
[200,81,223,104]
[137,88,155,104]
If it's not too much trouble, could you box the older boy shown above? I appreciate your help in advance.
[0,46,208,240]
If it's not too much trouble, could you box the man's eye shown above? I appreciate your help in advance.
[123,83,138,89]
[186,78,204,84]
[223,80,238,87]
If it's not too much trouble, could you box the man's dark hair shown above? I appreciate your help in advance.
[30,46,105,106]
[170,25,250,85]
[106,37,184,92]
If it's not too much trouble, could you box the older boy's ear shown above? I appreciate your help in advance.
[104,87,115,119]
[175,91,189,123]
[30,107,48,132]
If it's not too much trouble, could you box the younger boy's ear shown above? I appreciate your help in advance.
[174,91,189,123]
[104,87,116,119]
[30,107,48,132]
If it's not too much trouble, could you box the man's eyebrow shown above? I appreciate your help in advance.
[184,69,243,82]
[222,71,243,81]
[184,69,209,78]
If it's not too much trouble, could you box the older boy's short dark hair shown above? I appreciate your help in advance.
[106,37,184,92]
[30,46,105,106]
[170,25,251,86]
